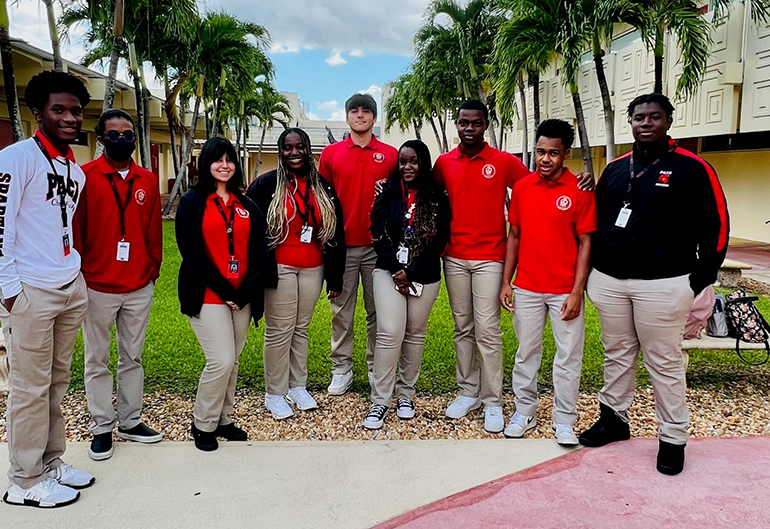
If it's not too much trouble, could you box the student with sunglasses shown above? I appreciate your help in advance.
[74,109,163,462]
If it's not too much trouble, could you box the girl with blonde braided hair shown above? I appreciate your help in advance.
[247,128,346,419]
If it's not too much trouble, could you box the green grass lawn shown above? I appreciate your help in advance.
[67,221,770,395]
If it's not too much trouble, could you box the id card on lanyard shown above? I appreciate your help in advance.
[215,198,240,279]
[293,178,315,244]
[396,197,417,265]
[34,136,72,256]
[617,147,675,228]
[107,174,135,261]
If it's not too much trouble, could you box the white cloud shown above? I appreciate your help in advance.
[318,100,340,111]
[306,112,321,120]
[325,51,348,66]
[349,49,365,58]
[270,43,300,54]
[362,85,382,97]
[330,109,347,121]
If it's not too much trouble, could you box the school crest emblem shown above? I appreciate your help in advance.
[656,171,671,187]
[373,152,385,163]
[235,206,250,219]
[134,189,146,205]
[556,195,572,211]
[482,164,496,178]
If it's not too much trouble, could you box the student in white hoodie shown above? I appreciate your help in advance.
[0,71,96,508]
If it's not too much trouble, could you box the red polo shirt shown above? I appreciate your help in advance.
[74,155,162,294]
[509,169,597,295]
[434,143,528,261]
[318,135,397,247]
[35,129,76,162]
[202,193,251,304]
[275,177,323,268]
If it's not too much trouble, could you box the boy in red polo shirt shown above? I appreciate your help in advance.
[499,119,596,445]
[434,100,530,433]
[74,109,163,461]
[318,93,397,395]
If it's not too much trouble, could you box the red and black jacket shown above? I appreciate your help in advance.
[592,138,729,295]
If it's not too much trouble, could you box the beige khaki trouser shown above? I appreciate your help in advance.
[330,246,377,376]
[189,303,252,432]
[443,258,504,408]
[83,282,155,435]
[512,288,585,425]
[1,275,88,488]
[263,264,324,395]
[587,269,694,444]
[370,269,441,406]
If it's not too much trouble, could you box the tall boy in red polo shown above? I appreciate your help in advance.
[74,109,163,461]
[318,93,397,395]
[500,119,595,445]
[435,100,529,433]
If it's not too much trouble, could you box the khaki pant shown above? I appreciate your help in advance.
[83,283,155,435]
[512,288,585,425]
[263,264,324,395]
[189,303,252,432]
[587,270,694,444]
[330,246,377,376]
[1,275,88,488]
[370,269,441,406]
[443,258,504,407]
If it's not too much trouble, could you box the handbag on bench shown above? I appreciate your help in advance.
[724,289,770,366]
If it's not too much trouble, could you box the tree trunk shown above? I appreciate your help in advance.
[593,36,616,163]
[517,71,529,169]
[439,110,449,153]
[163,73,179,176]
[570,84,594,176]
[477,87,498,149]
[654,25,664,94]
[429,116,443,152]
[163,84,203,216]
[530,71,541,170]
[131,73,148,168]
[0,19,24,142]
[412,120,422,142]
[179,102,187,190]
[205,107,211,139]
[256,124,267,178]
[140,68,152,170]
[497,122,504,152]
[212,96,222,138]
[44,0,62,72]
[101,0,124,116]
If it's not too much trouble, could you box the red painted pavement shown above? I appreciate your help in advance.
[727,240,770,270]
[375,437,770,529]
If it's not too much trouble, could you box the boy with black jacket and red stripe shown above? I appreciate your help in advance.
[579,93,729,476]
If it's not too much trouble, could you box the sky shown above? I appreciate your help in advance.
[6,0,437,121]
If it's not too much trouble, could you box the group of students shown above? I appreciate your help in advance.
[0,70,728,509]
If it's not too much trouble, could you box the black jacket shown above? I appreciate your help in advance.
[370,177,451,285]
[592,139,729,294]
[246,170,346,293]
[175,187,268,324]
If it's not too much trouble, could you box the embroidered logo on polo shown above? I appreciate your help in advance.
[656,171,671,187]
[556,196,572,211]
[373,152,385,163]
[235,206,250,219]
[482,164,496,178]
[134,189,147,205]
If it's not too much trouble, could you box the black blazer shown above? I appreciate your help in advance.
[370,177,451,285]
[175,187,268,324]
[246,170,346,293]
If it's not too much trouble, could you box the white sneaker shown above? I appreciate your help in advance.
[554,423,579,446]
[484,406,505,433]
[504,412,537,438]
[3,478,79,508]
[286,387,318,411]
[327,371,353,396]
[445,395,481,419]
[264,393,294,420]
[396,397,416,420]
[363,403,388,430]
[47,463,95,489]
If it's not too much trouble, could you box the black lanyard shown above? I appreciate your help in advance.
[624,146,676,206]
[107,174,135,240]
[34,136,71,230]
[214,198,236,258]
[292,179,314,226]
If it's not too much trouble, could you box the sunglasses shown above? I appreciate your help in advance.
[104,130,137,143]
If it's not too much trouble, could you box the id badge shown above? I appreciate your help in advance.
[396,245,409,264]
[62,229,71,257]
[300,225,313,244]
[227,260,240,279]
[116,241,130,262]
[409,282,424,297]
[615,207,632,228]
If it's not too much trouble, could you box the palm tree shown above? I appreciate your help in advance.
[43,0,62,71]
[0,0,23,141]
[385,71,438,145]
[253,85,290,179]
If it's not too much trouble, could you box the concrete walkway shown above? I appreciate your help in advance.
[0,439,573,529]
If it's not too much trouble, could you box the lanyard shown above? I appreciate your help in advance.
[291,178,315,226]
[624,146,676,206]
[214,198,236,258]
[33,136,71,230]
[107,174,135,240]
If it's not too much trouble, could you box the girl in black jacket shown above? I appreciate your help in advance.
[175,137,268,451]
[246,128,345,420]
[363,139,451,429]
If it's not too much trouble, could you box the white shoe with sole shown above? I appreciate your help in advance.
[484,406,505,433]
[396,398,415,420]
[286,387,318,411]
[3,478,80,508]
[445,396,481,419]
[265,393,294,420]
[363,403,388,430]
[504,412,537,438]
[327,371,353,396]
[47,463,95,489]
[554,423,579,446]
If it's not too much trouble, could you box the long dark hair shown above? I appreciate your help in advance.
[194,137,243,194]
[396,139,437,199]
[395,140,440,257]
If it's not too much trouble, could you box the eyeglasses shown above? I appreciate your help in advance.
[104,130,137,143]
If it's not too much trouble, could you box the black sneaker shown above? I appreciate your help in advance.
[396,398,416,420]
[88,433,113,461]
[363,404,388,430]
[117,422,163,444]
[578,403,631,447]
[214,423,248,441]
[191,424,218,452]
[657,440,686,475]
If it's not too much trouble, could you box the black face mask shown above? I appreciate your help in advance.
[104,139,136,162]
